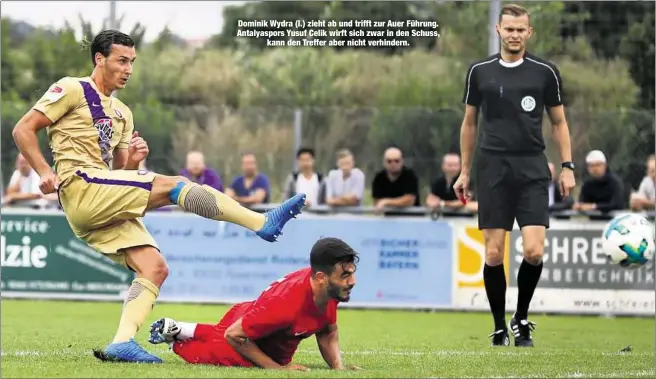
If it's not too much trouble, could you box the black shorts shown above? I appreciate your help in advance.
[475,150,551,231]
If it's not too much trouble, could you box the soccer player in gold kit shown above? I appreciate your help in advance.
[12,30,306,363]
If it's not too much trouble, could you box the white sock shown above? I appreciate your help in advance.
[177,322,197,340]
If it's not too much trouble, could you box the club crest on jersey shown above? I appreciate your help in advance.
[94,117,114,165]
[115,109,124,119]
[521,96,536,112]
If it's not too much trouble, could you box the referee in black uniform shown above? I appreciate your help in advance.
[454,4,576,347]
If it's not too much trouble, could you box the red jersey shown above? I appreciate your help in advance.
[218,267,338,366]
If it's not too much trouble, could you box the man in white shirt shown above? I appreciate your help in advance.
[3,153,58,207]
[325,149,365,207]
[630,155,655,212]
[283,148,325,206]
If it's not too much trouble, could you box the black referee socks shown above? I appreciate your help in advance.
[515,259,544,321]
[483,263,507,331]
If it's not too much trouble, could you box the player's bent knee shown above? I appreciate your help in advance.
[124,246,169,287]
[154,175,190,204]
[147,259,170,284]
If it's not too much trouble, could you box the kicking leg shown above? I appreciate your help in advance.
[99,246,168,363]
[165,323,223,364]
[146,175,305,242]
[149,318,207,344]
[509,225,544,347]
[483,228,510,347]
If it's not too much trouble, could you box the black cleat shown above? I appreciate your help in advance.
[488,329,510,347]
[509,314,536,347]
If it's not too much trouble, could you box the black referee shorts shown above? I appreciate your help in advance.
[475,150,551,231]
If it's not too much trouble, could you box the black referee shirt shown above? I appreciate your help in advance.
[462,52,563,155]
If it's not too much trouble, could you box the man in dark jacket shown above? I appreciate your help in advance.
[573,150,625,213]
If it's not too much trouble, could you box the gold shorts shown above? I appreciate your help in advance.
[59,168,159,268]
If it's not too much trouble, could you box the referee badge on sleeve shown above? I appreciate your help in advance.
[521,96,536,112]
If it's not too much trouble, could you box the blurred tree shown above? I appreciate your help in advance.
[563,1,655,109]
[1,8,653,195]
[619,10,655,110]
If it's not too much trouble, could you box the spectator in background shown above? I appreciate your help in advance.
[630,154,655,212]
[2,153,57,207]
[226,153,270,205]
[372,147,419,210]
[325,149,365,207]
[547,162,574,212]
[426,153,466,210]
[180,151,224,192]
[283,148,325,206]
[573,150,624,213]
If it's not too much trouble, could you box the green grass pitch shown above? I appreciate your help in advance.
[1,299,654,378]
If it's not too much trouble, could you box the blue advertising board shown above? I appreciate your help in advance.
[143,214,453,308]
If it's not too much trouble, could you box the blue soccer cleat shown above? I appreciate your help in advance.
[93,338,162,363]
[256,193,306,242]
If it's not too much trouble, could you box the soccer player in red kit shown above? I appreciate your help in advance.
[148,237,359,370]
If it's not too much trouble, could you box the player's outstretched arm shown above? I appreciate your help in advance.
[224,318,288,370]
[316,324,345,369]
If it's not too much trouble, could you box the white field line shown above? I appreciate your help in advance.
[296,349,654,357]
[4,348,654,358]
[2,349,653,378]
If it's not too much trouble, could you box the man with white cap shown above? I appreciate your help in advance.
[573,150,625,213]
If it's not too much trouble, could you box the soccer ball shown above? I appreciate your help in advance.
[601,213,655,269]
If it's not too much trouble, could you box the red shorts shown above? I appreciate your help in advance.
[172,303,253,367]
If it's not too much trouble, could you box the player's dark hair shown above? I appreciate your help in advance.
[296,148,315,158]
[310,237,359,276]
[499,4,529,22]
[90,30,135,66]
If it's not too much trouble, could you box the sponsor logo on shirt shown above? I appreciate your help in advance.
[44,84,66,102]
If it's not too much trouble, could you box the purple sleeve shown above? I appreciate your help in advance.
[206,169,224,192]
[255,175,270,192]
[230,176,241,191]
[255,175,270,202]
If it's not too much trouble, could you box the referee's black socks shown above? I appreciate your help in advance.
[483,263,507,331]
[515,259,544,321]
